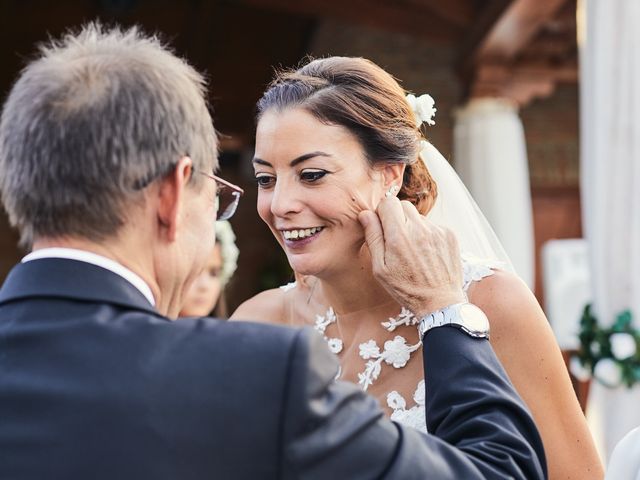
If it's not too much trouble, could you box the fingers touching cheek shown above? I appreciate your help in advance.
[330,177,377,222]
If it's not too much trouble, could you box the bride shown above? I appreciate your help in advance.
[232,56,603,479]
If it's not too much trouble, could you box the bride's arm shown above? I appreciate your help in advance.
[468,270,604,480]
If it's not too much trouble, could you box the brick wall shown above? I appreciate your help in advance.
[521,84,582,302]
[522,84,581,189]
[310,20,460,161]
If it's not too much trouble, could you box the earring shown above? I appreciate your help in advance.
[385,184,400,198]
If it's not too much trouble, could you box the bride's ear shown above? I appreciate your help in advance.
[380,163,406,192]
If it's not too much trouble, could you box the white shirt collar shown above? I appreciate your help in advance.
[22,247,156,306]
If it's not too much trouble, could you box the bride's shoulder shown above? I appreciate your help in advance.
[467,268,527,306]
[467,269,544,333]
[231,287,287,325]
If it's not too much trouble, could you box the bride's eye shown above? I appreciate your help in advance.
[255,174,275,189]
[300,170,328,183]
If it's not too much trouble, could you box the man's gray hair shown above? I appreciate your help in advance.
[0,23,218,244]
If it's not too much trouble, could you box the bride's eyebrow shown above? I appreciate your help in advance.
[252,151,332,168]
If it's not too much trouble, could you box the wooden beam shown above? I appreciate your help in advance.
[475,0,569,63]
[458,0,513,70]
[469,59,577,105]
[458,0,576,106]
[402,0,475,28]
[514,60,578,83]
[232,0,462,42]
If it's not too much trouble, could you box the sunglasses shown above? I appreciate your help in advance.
[197,171,244,221]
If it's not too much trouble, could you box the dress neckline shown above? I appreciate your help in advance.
[282,254,500,433]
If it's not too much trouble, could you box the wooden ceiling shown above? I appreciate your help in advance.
[0,0,577,141]
[459,0,578,104]
[232,0,578,105]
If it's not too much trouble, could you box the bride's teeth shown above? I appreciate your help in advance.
[283,226,323,240]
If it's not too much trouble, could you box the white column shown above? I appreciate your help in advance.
[453,98,535,288]
[580,0,640,461]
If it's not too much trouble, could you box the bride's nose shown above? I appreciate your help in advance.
[270,179,304,217]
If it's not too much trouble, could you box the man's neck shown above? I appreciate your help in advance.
[32,236,163,312]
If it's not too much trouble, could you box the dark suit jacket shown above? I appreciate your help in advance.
[0,258,547,479]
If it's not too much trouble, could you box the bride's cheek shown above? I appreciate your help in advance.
[330,177,375,219]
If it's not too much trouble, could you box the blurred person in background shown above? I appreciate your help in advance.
[179,220,239,318]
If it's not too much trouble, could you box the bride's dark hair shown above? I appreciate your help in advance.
[256,56,437,215]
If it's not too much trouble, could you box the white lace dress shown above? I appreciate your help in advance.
[281,254,500,433]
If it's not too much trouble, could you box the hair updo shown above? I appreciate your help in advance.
[256,56,438,214]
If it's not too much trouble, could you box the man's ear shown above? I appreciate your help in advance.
[381,162,406,191]
[157,156,193,242]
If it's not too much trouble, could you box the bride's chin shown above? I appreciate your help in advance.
[286,256,322,277]
[289,263,319,277]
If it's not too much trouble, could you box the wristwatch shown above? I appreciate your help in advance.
[418,302,490,339]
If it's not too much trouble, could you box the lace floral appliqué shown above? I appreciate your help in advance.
[461,253,501,292]
[387,380,427,433]
[357,336,421,390]
[282,255,497,432]
[314,307,343,354]
[381,307,418,331]
[279,281,297,292]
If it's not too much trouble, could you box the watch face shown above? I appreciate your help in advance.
[460,303,490,333]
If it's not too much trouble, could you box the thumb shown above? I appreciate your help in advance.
[358,210,385,269]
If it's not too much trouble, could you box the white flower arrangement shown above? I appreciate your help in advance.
[569,356,592,383]
[406,93,437,127]
[572,305,640,388]
[593,358,623,388]
[610,332,637,360]
[215,220,239,286]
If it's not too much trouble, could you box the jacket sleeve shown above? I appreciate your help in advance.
[280,327,547,480]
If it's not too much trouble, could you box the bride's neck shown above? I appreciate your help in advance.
[312,244,396,315]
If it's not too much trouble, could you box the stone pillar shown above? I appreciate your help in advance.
[453,98,535,288]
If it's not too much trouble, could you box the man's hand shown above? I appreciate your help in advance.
[358,197,465,317]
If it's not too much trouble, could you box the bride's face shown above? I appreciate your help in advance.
[253,107,386,277]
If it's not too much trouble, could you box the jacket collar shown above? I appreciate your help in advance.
[0,258,161,317]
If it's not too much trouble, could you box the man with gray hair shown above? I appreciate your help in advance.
[0,24,546,479]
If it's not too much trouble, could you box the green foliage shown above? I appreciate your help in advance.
[573,305,640,388]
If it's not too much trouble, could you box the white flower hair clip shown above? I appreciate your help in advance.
[406,93,436,127]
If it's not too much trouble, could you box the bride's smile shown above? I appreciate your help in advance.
[253,107,394,277]
[280,226,324,244]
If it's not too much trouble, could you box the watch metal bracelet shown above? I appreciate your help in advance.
[418,302,490,339]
